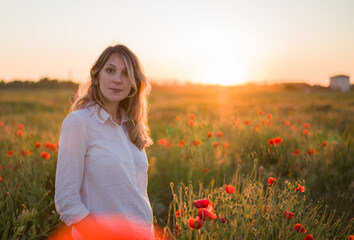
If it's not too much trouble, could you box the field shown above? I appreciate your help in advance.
[0,84,353,239]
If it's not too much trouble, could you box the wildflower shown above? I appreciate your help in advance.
[18,124,24,129]
[266,113,272,119]
[291,125,295,130]
[176,115,180,121]
[188,216,204,230]
[0,166,4,170]
[198,203,216,221]
[223,143,228,149]
[263,120,268,125]
[212,142,219,148]
[0,121,3,127]
[304,123,310,129]
[207,131,213,138]
[15,183,20,189]
[258,109,264,115]
[4,126,8,131]
[192,139,201,146]
[303,129,309,136]
[268,139,275,146]
[244,120,251,125]
[294,223,307,233]
[203,168,209,173]
[216,131,223,138]
[305,234,313,240]
[193,198,209,208]
[268,177,276,185]
[20,150,30,156]
[296,184,305,192]
[348,235,354,240]
[307,149,316,156]
[165,143,172,148]
[17,130,23,136]
[274,137,283,145]
[284,120,290,126]
[283,210,294,220]
[218,216,227,223]
[174,225,182,237]
[322,141,328,147]
[178,153,183,158]
[225,184,235,194]
[188,120,194,126]
[7,150,14,157]
[293,149,300,156]
[0,176,2,182]
[178,140,185,147]
[158,139,167,145]
[36,142,42,148]
[40,152,50,160]
[189,114,196,120]
[176,209,185,217]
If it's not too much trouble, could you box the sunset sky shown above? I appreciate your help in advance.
[0,0,353,86]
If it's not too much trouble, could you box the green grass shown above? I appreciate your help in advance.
[0,86,353,239]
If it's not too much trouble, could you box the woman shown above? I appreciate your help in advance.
[55,44,154,239]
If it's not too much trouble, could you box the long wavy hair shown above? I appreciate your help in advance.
[71,44,153,150]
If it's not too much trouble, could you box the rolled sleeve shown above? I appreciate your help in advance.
[55,112,90,226]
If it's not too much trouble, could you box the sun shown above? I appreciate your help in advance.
[200,58,247,86]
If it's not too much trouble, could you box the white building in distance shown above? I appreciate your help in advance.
[329,75,350,92]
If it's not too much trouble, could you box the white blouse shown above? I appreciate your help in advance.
[54,103,153,236]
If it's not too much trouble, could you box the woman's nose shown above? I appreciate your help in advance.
[113,73,121,83]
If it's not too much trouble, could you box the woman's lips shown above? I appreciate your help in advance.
[110,88,122,93]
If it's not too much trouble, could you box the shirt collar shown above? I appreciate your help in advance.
[88,102,128,125]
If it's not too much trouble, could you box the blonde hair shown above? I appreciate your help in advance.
[71,44,153,149]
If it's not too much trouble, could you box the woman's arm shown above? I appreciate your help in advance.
[55,112,91,226]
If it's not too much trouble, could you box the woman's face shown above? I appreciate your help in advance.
[98,54,132,107]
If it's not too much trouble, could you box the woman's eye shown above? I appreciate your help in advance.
[106,68,114,73]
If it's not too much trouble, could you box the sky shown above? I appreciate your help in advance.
[0,0,353,86]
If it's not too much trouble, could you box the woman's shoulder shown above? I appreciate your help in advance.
[63,107,92,124]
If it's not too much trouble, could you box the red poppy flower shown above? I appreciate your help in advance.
[197,203,216,221]
[158,139,167,145]
[15,183,20,189]
[291,125,295,130]
[17,130,23,136]
[212,142,219,148]
[223,143,228,149]
[283,210,294,220]
[18,124,24,130]
[244,120,251,125]
[225,185,235,194]
[7,150,14,157]
[293,149,300,156]
[40,152,50,160]
[207,131,213,138]
[304,123,310,129]
[218,216,227,223]
[36,142,42,148]
[322,141,328,147]
[174,225,182,237]
[294,223,307,233]
[188,216,204,230]
[295,184,305,192]
[0,121,4,127]
[202,168,209,173]
[188,120,194,126]
[20,150,30,156]
[176,116,180,121]
[258,109,264,115]
[348,235,354,240]
[307,149,316,156]
[176,209,185,217]
[192,139,201,146]
[304,234,313,240]
[0,166,4,170]
[274,137,283,144]
[268,139,275,146]
[189,114,196,120]
[193,198,210,208]
[0,176,3,182]
[303,129,309,136]
[283,120,290,126]
[268,177,276,185]
[165,143,172,148]
[216,131,223,138]
[178,140,185,147]
[266,113,272,119]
